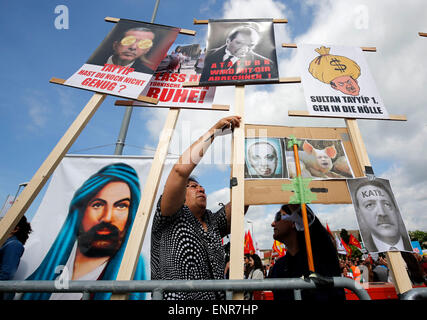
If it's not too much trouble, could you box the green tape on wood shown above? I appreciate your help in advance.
[282,177,317,204]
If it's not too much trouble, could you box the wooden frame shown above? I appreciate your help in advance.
[244,124,362,205]
[282,43,377,52]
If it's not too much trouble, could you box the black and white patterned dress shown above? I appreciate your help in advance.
[151,196,228,300]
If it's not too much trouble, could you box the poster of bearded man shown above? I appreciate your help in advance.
[298,44,390,119]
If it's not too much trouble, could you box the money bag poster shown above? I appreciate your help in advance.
[298,44,390,119]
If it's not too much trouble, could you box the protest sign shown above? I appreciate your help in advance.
[200,19,279,86]
[14,155,175,300]
[64,19,179,99]
[125,44,218,109]
[285,138,354,180]
[347,177,413,254]
[299,44,390,119]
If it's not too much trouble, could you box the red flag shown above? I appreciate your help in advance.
[272,240,286,257]
[244,230,255,254]
[341,238,352,256]
[349,234,362,249]
[326,223,333,237]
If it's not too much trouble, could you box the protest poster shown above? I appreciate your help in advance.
[200,19,279,86]
[347,177,413,254]
[14,155,175,300]
[126,44,217,109]
[245,137,287,179]
[298,44,390,119]
[64,19,179,99]
[284,138,354,180]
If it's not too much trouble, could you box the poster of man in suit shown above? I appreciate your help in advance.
[347,177,413,254]
[200,19,279,86]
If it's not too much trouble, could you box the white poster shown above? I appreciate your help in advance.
[14,155,175,300]
[299,44,390,119]
[64,19,179,100]
[347,177,413,253]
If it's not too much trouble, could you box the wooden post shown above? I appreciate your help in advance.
[110,108,180,300]
[345,118,413,294]
[0,93,106,247]
[229,85,246,300]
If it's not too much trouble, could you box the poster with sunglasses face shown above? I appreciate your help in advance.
[64,19,179,100]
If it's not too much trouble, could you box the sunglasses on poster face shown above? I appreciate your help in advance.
[120,36,153,49]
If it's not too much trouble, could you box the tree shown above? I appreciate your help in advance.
[408,230,427,248]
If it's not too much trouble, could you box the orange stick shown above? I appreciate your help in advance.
[292,144,315,273]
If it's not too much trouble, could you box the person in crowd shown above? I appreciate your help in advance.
[0,216,32,281]
[269,204,345,300]
[244,253,264,300]
[244,253,251,279]
[401,251,426,286]
[151,116,248,300]
[372,255,390,282]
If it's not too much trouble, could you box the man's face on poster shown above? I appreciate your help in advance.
[226,30,259,58]
[113,29,155,65]
[248,142,278,177]
[330,75,360,96]
[78,181,131,257]
[356,184,400,243]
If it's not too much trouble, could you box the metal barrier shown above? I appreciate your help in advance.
[400,287,427,300]
[0,277,370,300]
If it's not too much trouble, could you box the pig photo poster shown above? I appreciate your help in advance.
[285,138,354,179]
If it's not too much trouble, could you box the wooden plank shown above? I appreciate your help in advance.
[50,78,159,105]
[0,93,106,247]
[136,94,161,104]
[345,119,413,295]
[282,43,376,52]
[386,251,413,294]
[114,99,230,111]
[288,110,407,121]
[345,119,371,175]
[111,108,180,300]
[193,18,288,24]
[105,16,196,35]
[229,85,246,300]
[183,77,301,87]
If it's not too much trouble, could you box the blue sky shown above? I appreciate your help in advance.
[1,0,426,250]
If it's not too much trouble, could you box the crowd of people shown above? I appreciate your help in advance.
[339,252,426,286]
